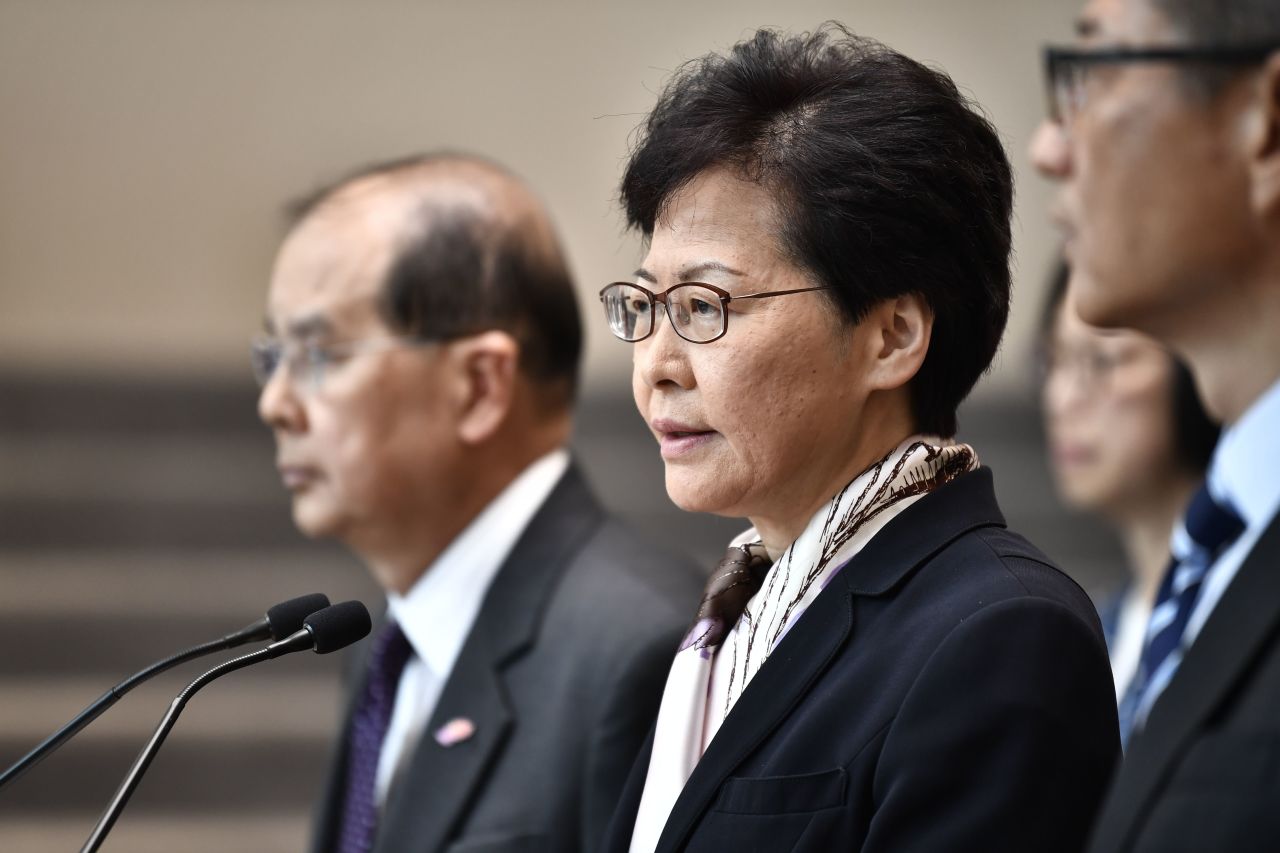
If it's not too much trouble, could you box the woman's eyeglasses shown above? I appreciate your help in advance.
[598,281,833,344]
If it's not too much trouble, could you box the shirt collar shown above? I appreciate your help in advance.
[386,448,570,678]
[1208,376,1280,531]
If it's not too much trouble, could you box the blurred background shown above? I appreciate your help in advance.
[0,1,1123,850]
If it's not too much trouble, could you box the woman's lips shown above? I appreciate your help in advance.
[650,419,717,460]
[1052,444,1095,469]
[659,431,717,459]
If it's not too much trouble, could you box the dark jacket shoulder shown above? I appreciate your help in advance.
[617,467,1120,853]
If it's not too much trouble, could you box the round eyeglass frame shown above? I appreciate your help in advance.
[598,281,834,344]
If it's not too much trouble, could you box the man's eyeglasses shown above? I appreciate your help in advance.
[598,281,834,344]
[1043,42,1280,127]
[251,336,432,391]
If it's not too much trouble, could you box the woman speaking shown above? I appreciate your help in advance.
[599,25,1119,853]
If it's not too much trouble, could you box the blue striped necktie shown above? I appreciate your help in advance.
[337,620,413,853]
[1118,485,1244,747]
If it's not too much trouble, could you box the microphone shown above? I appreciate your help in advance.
[0,592,331,792]
[81,600,371,853]
[231,592,335,644]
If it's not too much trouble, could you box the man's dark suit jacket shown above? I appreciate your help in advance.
[604,467,1120,853]
[312,464,705,853]
[1088,510,1280,853]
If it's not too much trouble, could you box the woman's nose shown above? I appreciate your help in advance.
[635,314,695,391]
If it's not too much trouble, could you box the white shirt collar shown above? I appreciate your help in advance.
[1208,376,1280,531]
[386,448,570,679]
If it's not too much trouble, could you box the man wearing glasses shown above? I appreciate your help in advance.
[1032,1,1280,850]
[256,152,702,853]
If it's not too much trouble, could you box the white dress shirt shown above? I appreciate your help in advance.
[374,448,570,806]
[1110,585,1151,701]
[1144,378,1280,713]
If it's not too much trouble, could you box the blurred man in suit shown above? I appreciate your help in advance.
[256,153,702,853]
[1032,1,1280,850]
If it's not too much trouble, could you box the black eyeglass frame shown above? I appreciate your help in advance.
[1043,42,1280,122]
[598,281,835,344]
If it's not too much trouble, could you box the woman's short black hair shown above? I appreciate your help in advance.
[1039,262,1220,474]
[620,23,1014,437]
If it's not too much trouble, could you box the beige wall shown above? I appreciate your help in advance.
[0,0,1075,396]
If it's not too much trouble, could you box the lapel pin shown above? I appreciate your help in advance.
[434,717,476,747]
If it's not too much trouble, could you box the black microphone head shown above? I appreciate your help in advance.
[265,593,331,641]
[303,600,371,654]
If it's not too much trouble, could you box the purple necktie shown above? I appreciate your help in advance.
[336,620,413,853]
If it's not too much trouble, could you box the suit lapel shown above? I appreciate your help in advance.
[375,656,513,853]
[654,468,1005,852]
[1091,510,1280,852]
[372,464,605,853]
[654,572,852,852]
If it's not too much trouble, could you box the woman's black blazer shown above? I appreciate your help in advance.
[604,467,1120,853]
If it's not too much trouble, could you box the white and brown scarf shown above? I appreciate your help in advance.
[628,436,978,853]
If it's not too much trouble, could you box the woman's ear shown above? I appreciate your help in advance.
[449,331,520,445]
[866,293,932,392]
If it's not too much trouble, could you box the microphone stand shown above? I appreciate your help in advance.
[80,632,313,853]
[1,592,329,793]
[1,634,240,791]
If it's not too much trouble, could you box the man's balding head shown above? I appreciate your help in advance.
[261,154,582,590]
[291,153,582,410]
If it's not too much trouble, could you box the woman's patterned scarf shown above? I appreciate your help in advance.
[628,436,978,853]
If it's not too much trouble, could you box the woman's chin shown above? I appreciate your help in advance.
[664,469,741,517]
[1061,484,1130,521]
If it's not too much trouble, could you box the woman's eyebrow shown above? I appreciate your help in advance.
[678,261,745,280]
[633,261,746,283]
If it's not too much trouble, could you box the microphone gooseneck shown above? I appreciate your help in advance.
[80,600,371,853]
[0,592,331,793]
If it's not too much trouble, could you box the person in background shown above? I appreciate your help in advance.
[599,25,1119,853]
[1032,0,1280,848]
[1040,263,1219,713]
[256,152,703,853]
